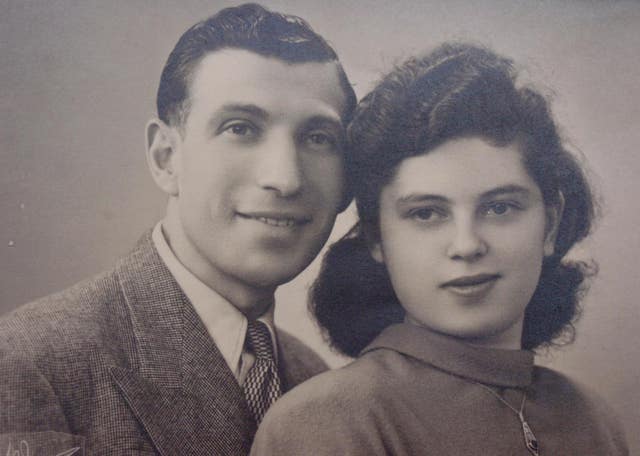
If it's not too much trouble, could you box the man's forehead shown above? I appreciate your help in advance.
[187,48,347,118]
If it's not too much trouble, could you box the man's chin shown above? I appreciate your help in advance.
[244,266,304,289]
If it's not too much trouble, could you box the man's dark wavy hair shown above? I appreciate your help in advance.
[310,43,596,357]
[157,3,356,128]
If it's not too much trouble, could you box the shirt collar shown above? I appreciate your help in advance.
[151,222,277,377]
[362,322,534,387]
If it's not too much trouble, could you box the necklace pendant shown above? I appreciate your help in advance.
[521,420,539,456]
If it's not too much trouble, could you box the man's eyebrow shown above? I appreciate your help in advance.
[303,114,343,130]
[218,103,269,119]
[479,184,532,200]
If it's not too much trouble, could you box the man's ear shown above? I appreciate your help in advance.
[146,118,180,196]
[543,191,565,257]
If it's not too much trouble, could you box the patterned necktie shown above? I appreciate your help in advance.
[242,320,282,424]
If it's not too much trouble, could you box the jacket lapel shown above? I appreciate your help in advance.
[109,233,255,455]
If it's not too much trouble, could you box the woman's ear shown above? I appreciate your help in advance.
[369,242,384,263]
[543,191,565,257]
[146,118,180,196]
[363,225,385,263]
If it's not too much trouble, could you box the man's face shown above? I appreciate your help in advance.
[158,49,348,311]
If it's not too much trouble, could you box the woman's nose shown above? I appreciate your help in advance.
[446,219,488,261]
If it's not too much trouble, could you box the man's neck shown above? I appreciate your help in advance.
[160,217,276,318]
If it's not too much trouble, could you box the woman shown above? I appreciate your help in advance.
[250,43,628,455]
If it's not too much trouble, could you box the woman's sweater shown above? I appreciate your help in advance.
[251,322,628,455]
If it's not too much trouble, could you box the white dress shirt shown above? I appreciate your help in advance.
[152,222,278,384]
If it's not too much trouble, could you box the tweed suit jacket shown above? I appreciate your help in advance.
[0,231,328,455]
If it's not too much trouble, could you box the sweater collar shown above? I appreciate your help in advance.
[362,322,534,387]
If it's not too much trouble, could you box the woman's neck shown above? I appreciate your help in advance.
[404,315,524,351]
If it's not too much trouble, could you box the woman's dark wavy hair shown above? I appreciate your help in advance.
[310,43,596,357]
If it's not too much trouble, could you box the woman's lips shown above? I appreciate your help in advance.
[440,274,501,297]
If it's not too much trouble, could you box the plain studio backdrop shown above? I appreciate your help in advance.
[2,0,639,452]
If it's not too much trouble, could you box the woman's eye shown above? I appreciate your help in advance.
[484,201,519,217]
[409,207,445,222]
[490,202,509,215]
[230,124,249,135]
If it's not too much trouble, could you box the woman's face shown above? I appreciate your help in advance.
[370,137,560,349]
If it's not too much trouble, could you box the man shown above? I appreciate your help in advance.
[0,3,356,454]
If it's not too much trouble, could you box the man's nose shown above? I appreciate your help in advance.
[255,132,303,197]
[446,218,488,261]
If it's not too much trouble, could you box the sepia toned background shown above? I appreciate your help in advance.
[2,0,639,452]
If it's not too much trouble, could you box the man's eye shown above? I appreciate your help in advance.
[221,121,257,138]
[305,132,337,149]
[309,133,331,144]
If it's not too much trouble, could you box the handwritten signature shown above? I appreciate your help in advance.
[5,440,80,456]
[4,440,27,456]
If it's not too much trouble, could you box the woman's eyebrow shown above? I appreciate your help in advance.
[397,193,449,204]
[397,185,531,204]
[479,184,531,200]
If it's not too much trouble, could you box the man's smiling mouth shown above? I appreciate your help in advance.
[237,211,311,228]
[255,216,297,227]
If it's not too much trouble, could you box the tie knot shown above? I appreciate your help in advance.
[246,320,275,360]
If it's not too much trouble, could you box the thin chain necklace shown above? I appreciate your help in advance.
[473,382,539,456]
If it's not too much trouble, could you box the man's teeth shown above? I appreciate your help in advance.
[257,216,297,227]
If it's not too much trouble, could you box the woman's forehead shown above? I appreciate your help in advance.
[384,137,540,202]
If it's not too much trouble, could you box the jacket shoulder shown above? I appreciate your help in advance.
[1,268,123,350]
[0,231,157,359]
[0,268,128,433]
[0,258,142,392]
